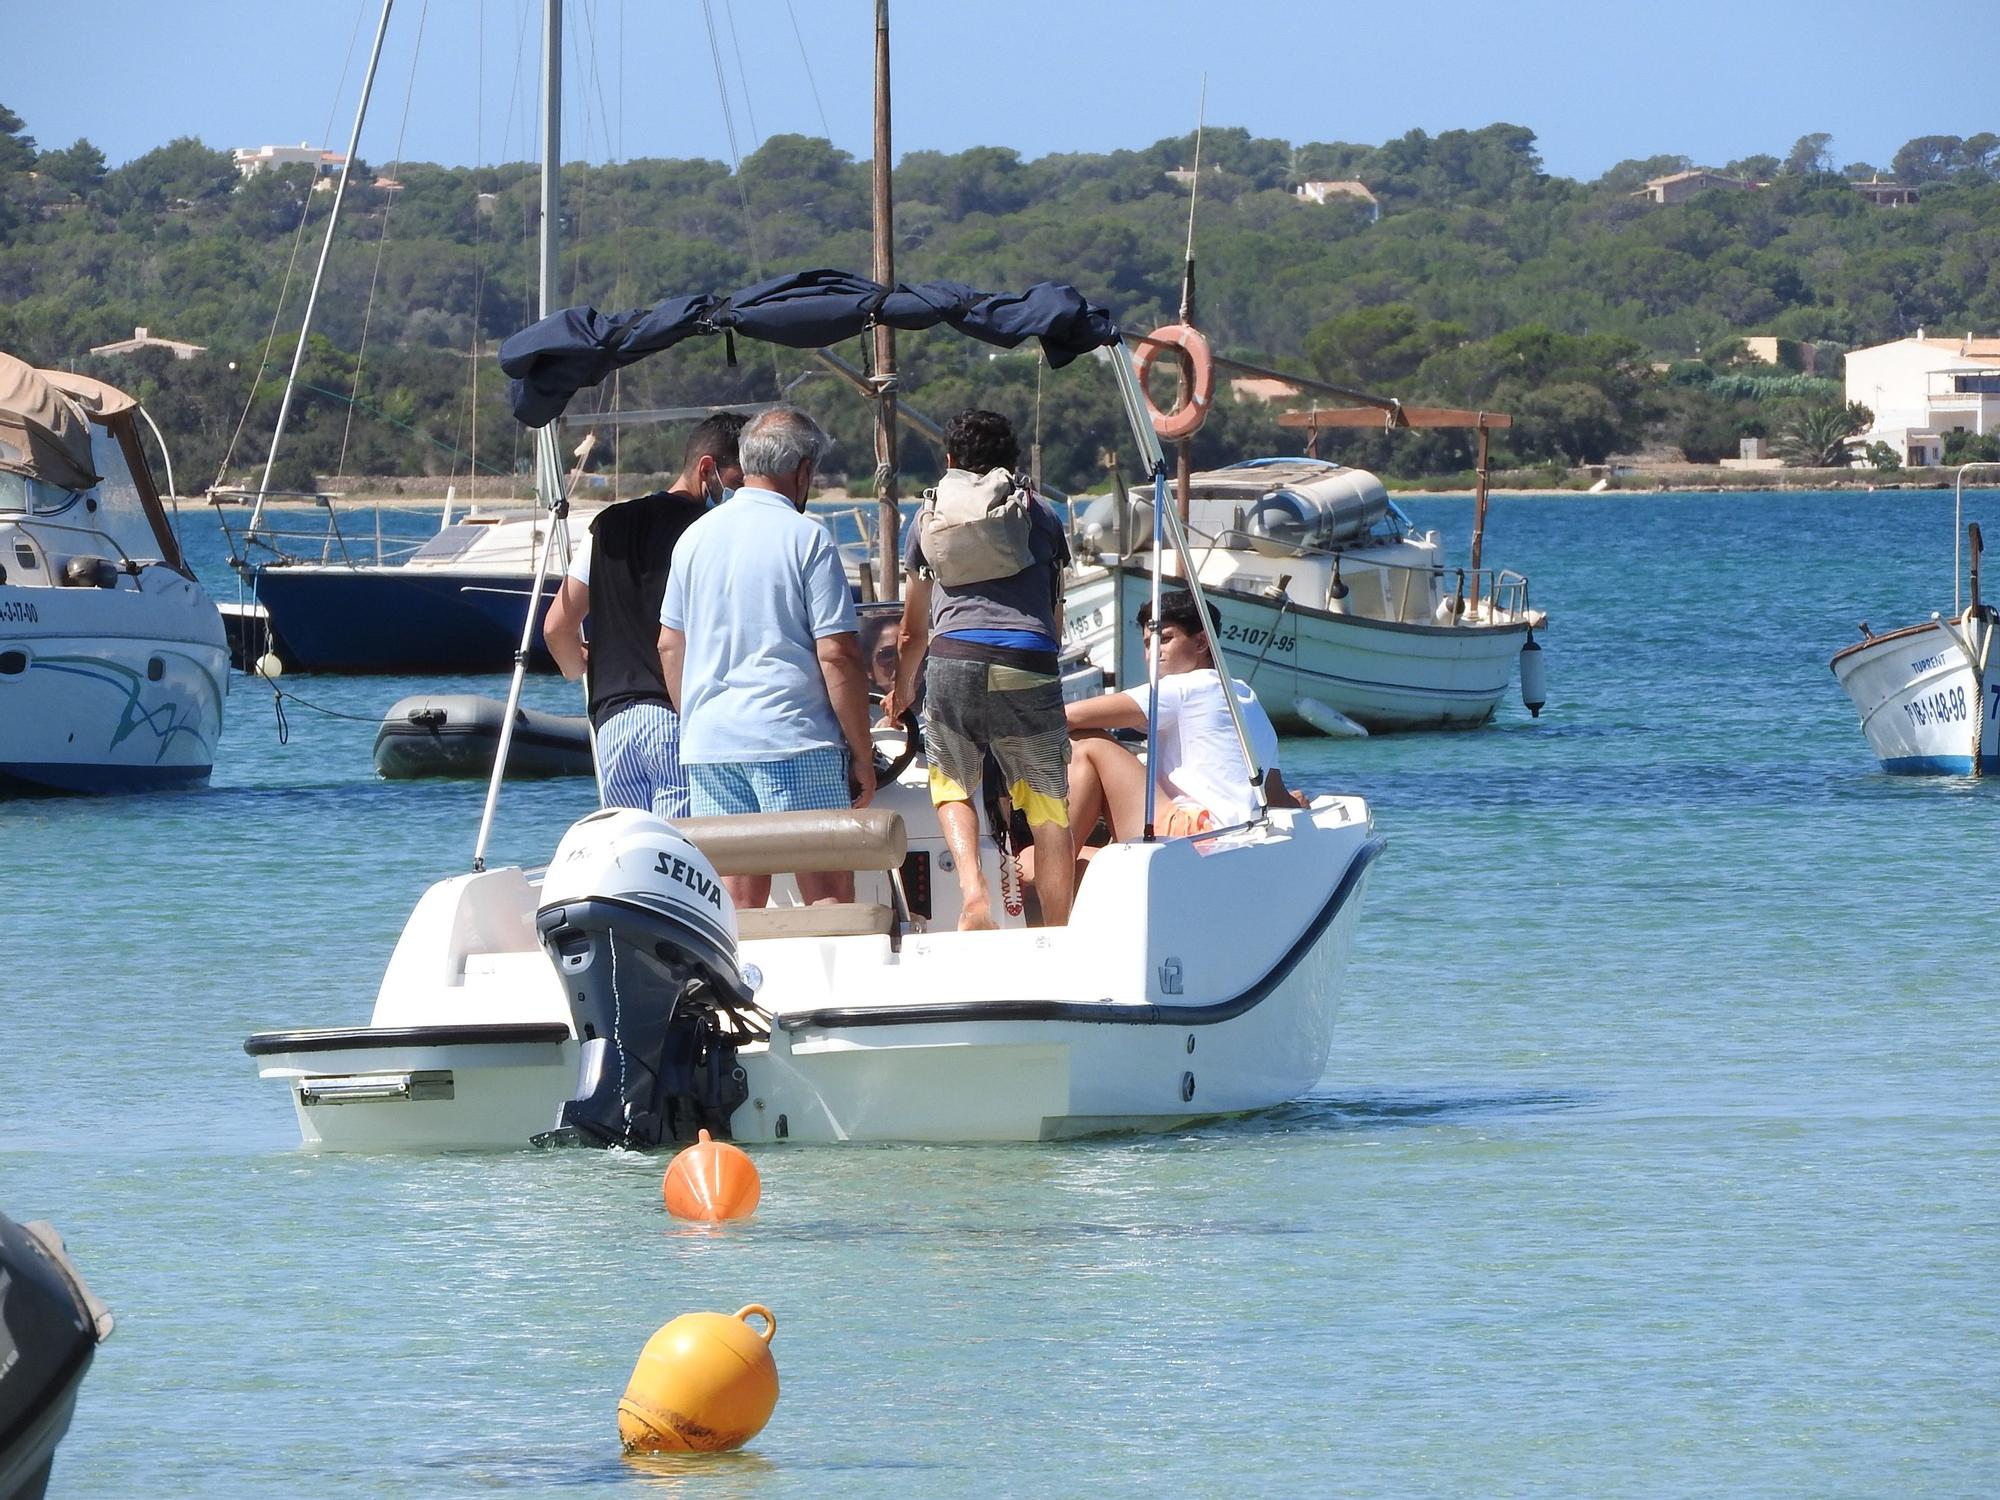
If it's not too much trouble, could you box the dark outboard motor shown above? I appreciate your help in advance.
[1,1214,112,1500]
[534,809,757,1149]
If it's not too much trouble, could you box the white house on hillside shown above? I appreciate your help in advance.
[232,143,346,179]
[1845,332,2000,466]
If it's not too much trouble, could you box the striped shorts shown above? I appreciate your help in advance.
[924,652,1070,829]
[594,701,689,820]
[687,746,851,817]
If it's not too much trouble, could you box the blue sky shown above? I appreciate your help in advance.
[6,0,1994,181]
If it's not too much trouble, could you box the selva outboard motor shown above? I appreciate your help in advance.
[535,809,756,1148]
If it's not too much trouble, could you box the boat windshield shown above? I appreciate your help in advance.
[83,425,173,563]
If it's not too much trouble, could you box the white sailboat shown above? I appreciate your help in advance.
[1831,463,2000,774]
[0,357,225,794]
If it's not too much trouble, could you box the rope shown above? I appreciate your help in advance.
[784,0,834,140]
[217,6,369,486]
[337,0,432,480]
[253,672,387,727]
[698,0,784,392]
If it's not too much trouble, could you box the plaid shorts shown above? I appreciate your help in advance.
[593,701,689,820]
[687,746,851,817]
[923,650,1070,829]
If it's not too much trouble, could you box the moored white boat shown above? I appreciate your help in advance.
[1067,459,1546,733]
[0,357,226,794]
[1830,464,2000,775]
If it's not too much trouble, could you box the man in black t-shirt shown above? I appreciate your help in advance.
[543,412,745,816]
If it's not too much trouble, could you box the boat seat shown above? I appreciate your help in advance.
[675,809,906,875]
[676,810,909,946]
[736,902,897,942]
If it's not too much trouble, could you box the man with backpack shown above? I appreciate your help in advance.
[880,409,1074,928]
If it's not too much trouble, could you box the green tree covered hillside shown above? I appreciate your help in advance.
[2,107,1996,492]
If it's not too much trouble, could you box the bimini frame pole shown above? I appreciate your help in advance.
[1100,340,1269,834]
[473,0,566,874]
[248,0,396,540]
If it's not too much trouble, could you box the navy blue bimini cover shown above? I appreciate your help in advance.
[499,269,1121,428]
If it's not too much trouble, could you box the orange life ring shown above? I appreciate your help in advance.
[1134,323,1215,441]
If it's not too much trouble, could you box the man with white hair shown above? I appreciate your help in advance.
[657,404,875,909]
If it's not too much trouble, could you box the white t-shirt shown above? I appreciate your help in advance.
[565,535,592,586]
[1121,670,1280,826]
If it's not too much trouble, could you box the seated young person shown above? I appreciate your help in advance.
[1065,592,1306,843]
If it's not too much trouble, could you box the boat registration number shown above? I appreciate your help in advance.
[1905,685,1968,727]
[0,600,38,623]
[1219,623,1295,652]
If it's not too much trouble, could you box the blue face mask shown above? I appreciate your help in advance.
[705,477,734,508]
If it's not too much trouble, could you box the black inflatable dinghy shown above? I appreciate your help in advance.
[373,694,594,780]
[1,1213,112,1500]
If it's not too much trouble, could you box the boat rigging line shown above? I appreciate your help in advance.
[247,0,397,542]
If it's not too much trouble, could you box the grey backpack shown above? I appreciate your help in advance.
[917,467,1036,587]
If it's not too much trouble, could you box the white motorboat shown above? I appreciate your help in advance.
[244,249,1388,1148]
[0,356,226,794]
[1830,463,2000,774]
[244,762,1381,1149]
[1065,459,1546,733]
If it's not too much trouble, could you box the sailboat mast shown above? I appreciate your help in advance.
[870,0,901,602]
[246,0,396,539]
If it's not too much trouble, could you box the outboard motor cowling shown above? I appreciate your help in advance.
[535,809,756,1149]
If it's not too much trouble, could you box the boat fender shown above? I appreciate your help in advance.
[1134,323,1215,441]
[1519,632,1548,718]
[662,1129,761,1221]
[1294,697,1369,739]
[619,1305,780,1454]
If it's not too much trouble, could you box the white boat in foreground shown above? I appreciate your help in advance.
[245,771,1381,1149]
[0,356,225,794]
[243,244,1390,1149]
[1066,460,1547,733]
[1831,464,2000,774]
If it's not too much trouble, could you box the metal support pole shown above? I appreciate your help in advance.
[870,0,901,602]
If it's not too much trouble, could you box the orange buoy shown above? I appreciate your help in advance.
[662,1129,761,1221]
[619,1304,779,1454]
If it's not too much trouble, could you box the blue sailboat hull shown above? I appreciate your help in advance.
[251,568,561,674]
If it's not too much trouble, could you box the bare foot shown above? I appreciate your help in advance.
[957,894,997,932]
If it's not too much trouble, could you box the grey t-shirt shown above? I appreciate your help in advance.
[904,486,1069,644]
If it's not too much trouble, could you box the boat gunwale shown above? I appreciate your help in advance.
[775,834,1385,1033]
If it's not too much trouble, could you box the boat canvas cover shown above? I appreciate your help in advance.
[500,269,1120,427]
[0,352,98,492]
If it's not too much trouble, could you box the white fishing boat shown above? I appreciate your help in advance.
[0,356,226,794]
[1064,459,1545,733]
[1830,463,2000,774]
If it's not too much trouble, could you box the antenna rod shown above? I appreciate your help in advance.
[1174,76,1206,527]
[870,0,902,602]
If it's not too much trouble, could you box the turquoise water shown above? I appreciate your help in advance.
[4,492,1997,1497]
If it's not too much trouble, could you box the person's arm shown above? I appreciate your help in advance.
[543,576,590,682]
[815,632,876,806]
[879,575,932,722]
[1066,686,1148,733]
[656,626,685,711]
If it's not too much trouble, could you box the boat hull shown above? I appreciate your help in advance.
[0,573,227,795]
[251,565,561,673]
[1830,618,1999,773]
[247,799,1384,1149]
[1108,569,1527,732]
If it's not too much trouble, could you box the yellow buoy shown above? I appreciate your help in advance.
[662,1129,761,1221]
[619,1304,779,1454]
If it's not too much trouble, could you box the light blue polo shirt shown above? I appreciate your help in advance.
[660,488,857,763]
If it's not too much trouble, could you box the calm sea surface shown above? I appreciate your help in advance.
[3,491,1996,1498]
